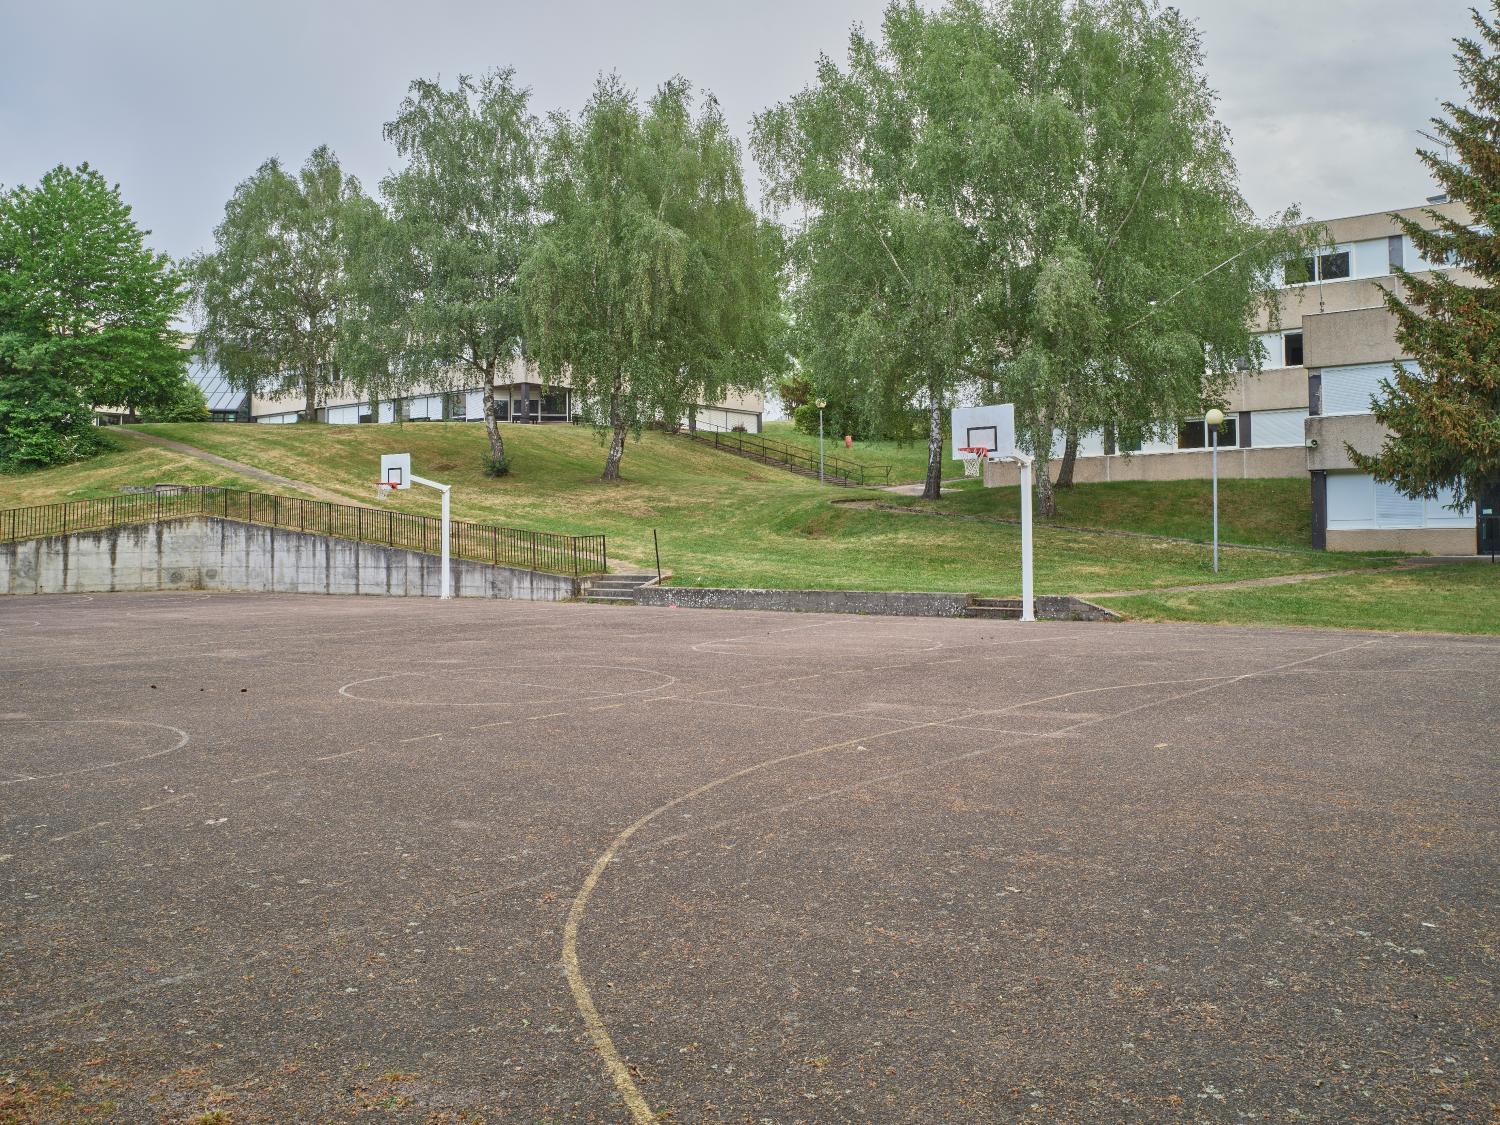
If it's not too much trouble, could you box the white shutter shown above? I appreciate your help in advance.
[1321,364,1393,416]
[1251,408,1308,448]
[327,404,360,425]
[1374,481,1426,528]
[465,391,484,419]
[1326,474,1375,529]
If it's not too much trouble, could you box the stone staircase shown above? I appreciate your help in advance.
[582,573,657,605]
[965,596,1023,620]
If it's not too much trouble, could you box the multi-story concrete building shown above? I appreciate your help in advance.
[982,199,1495,555]
[249,358,764,434]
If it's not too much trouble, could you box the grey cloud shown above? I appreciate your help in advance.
[0,0,1473,262]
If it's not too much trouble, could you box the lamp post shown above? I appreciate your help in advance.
[1205,408,1224,573]
[816,399,827,483]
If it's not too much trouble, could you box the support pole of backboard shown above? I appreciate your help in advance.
[1016,454,1035,622]
[411,474,452,599]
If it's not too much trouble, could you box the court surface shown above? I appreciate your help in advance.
[2,592,1496,1123]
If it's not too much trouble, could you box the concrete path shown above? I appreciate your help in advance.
[116,427,350,504]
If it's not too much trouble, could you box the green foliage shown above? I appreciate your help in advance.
[0,164,187,469]
[189,146,376,419]
[359,70,542,467]
[756,0,1306,508]
[139,376,209,423]
[522,74,783,480]
[480,450,511,477]
[1351,7,1500,507]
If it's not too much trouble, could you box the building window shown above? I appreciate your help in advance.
[1178,417,1237,449]
[1291,249,1352,284]
[1284,331,1304,367]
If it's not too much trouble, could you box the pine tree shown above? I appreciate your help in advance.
[1351,6,1500,507]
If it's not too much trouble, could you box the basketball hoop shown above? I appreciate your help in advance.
[375,479,398,500]
[958,446,989,478]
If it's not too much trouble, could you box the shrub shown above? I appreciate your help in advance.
[481,451,511,478]
[731,423,747,433]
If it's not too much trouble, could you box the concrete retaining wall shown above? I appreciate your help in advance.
[0,517,580,601]
[634,586,972,617]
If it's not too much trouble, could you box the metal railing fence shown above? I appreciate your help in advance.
[682,429,892,486]
[0,488,607,577]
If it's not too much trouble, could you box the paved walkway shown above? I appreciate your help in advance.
[116,428,352,504]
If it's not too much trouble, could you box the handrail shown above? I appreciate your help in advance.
[683,429,892,486]
[0,487,608,577]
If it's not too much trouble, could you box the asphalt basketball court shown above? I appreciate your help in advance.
[2,591,1496,1121]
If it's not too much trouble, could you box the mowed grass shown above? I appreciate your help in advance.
[1097,562,1500,635]
[0,432,279,505]
[108,421,1366,595]
[902,476,1318,551]
[760,420,943,485]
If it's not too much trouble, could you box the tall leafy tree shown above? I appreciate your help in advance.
[522,74,781,480]
[361,70,541,465]
[190,146,374,420]
[757,0,1302,511]
[1350,6,1500,509]
[0,164,187,468]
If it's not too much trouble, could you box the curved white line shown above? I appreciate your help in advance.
[0,720,191,785]
[337,664,677,706]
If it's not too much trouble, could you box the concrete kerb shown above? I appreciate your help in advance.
[632,585,1120,621]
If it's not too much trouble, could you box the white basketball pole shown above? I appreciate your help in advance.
[1017,454,1035,622]
[410,474,452,599]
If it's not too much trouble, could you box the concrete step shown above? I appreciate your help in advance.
[584,593,637,605]
[965,596,1022,620]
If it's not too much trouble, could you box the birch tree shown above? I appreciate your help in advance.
[190,147,373,419]
[522,74,781,480]
[364,70,540,465]
[758,0,1302,512]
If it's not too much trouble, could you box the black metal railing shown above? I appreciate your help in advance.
[681,429,892,487]
[0,488,607,577]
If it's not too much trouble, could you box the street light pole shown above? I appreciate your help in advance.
[816,398,827,483]
[1205,408,1224,573]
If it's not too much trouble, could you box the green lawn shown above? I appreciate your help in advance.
[96,421,1365,596]
[760,420,943,485]
[0,431,280,505]
[1097,563,1500,635]
[895,476,1319,551]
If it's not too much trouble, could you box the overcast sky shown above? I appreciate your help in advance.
[0,0,1475,262]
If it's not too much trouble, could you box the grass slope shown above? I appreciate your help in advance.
[760,420,941,485]
[1098,562,1500,635]
[100,421,1367,597]
[0,432,279,506]
[901,477,1318,551]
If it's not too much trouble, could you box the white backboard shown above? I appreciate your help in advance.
[380,452,412,489]
[950,404,1016,461]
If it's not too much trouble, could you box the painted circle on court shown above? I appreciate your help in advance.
[338,663,674,706]
[0,720,190,783]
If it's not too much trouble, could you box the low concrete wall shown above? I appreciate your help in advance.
[984,445,1306,487]
[1326,527,1477,555]
[0,517,580,600]
[634,586,972,617]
